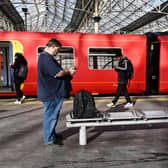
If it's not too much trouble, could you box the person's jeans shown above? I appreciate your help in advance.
[42,97,64,144]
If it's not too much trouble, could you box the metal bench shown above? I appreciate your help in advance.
[66,110,168,145]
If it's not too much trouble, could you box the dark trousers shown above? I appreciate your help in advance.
[112,84,131,104]
[15,81,23,100]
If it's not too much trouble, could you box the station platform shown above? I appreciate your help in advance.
[0,96,168,168]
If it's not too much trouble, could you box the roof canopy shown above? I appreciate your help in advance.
[8,0,168,34]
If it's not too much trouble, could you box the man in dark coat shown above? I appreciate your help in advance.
[37,38,76,145]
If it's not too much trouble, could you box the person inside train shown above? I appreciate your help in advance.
[10,53,27,104]
[106,54,133,108]
[37,38,76,146]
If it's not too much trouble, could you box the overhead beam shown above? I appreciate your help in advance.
[64,0,94,32]
[119,1,168,33]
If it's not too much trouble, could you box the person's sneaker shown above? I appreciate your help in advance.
[106,102,116,108]
[14,100,22,104]
[20,95,26,102]
[124,102,133,108]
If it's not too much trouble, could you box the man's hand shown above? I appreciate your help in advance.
[69,67,76,76]
[56,67,76,77]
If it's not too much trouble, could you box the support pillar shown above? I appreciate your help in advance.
[79,126,87,145]
[93,0,101,33]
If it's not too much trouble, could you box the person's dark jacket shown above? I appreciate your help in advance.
[11,56,27,83]
[115,57,128,84]
[60,75,73,98]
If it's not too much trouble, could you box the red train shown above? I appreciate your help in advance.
[0,31,168,97]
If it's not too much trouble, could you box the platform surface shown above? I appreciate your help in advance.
[1,96,168,168]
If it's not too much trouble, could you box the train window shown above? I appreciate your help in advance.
[38,47,74,69]
[88,48,122,69]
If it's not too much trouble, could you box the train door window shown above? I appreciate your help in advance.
[88,48,122,69]
[38,47,75,68]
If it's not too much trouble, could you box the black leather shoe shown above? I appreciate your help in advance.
[55,133,63,140]
[52,138,64,146]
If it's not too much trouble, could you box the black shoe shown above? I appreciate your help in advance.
[55,133,63,140]
[48,139,63,146]
[52,138,64,146]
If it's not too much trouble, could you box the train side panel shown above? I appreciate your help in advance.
[72,34,147,94]
[158,36,168,93]
[0,32,147,96]
[19,32,81,95]
[0,32,82,96]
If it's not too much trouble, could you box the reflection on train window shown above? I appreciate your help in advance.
[38,47,74,69]
[88,48,122,69]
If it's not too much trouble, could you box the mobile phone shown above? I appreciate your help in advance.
[72,66,77,70]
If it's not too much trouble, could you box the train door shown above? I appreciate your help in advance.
[0,40,23,93]
[146,33,160,94]
[0,42,13,93]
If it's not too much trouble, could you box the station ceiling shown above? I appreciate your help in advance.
[8,0,168,34]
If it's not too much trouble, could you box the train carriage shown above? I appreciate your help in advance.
[0,31,166,97]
